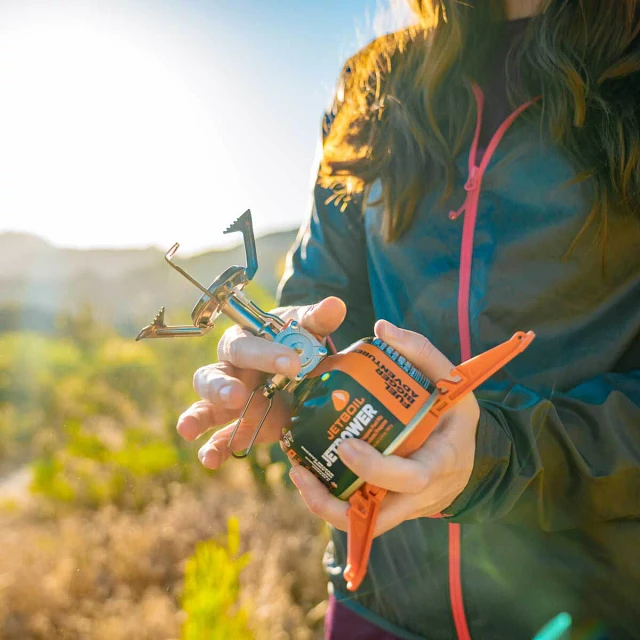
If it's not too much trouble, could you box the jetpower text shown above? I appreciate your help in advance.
[321,403,378,468]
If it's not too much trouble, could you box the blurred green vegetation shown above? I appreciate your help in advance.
[181,516,252,640]
[0,282,277,495]
[30,421,187,509]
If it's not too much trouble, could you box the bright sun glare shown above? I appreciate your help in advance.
[0,14,245,253]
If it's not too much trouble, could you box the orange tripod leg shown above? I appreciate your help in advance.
[343,331,535,591]
[344,484,387,591]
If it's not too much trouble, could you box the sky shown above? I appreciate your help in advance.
[0,0,413,254]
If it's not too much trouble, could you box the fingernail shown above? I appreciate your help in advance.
[381,320,400,339]
[193,367,210,399]
[275,355,295,372]
[337,438,367,461]
[289,467,305,488]
[176,413,201,441]
[198,445,216,468]
[219,384,232,402]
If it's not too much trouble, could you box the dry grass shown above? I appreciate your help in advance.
[0,463,329,639]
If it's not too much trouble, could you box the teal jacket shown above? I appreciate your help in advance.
[278,72,640,639]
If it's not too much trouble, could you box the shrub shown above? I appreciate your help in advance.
[181,517,252,639]
[0,473,328,639]
[30,421,188,510]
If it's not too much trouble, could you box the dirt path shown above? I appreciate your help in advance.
[0,465,31,501]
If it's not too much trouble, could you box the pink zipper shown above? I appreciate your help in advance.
[448,83,535,640]
[449,84,485,222]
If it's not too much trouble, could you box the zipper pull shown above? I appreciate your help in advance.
[464,165,479,192]
[448,204,465,221]
[449,166,480,221]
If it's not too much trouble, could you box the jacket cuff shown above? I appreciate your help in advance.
[445,403,508,521]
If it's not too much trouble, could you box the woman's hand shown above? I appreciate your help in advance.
[176,296,347,468]
[289,319,480,536]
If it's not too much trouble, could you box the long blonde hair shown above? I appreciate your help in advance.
[319,0,640,251]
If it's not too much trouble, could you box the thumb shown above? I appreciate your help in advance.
[299,296,347,337]
[375,319,454,382]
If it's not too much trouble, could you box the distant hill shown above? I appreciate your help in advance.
[0,229,299,335]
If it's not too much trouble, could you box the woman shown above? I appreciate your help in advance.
[177,1,640,638]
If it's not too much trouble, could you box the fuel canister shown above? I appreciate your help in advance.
[281,337,437,500]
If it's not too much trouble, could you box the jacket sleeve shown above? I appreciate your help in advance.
[277,69,375,349]
[448,366,640,530]
[277,181,375,349]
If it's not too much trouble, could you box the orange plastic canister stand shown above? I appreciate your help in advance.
[343,330,536,592]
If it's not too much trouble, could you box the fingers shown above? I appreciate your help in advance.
[373,492,439,537]
[197,422,236,468]
[180,362,252,442]
[289,466,350,531]
[288,463,436,536]
[217,327,302,376]
[336,439,430,493]
[192,362,252,406]
[198,394,291,468]
[375,320,455,382]
[214,297,346,375]
[374,319,480,432]
[299,296,347,337]
[198,436,227,469]
[176,400,241,442]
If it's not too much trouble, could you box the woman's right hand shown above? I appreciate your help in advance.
[175,296,347,470]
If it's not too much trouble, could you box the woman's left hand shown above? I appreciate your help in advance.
[288,319,480,536]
